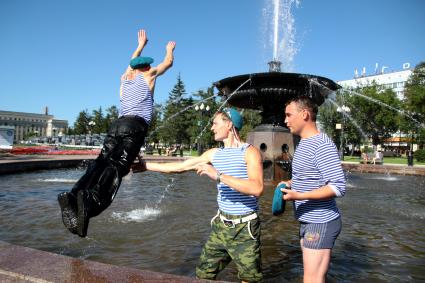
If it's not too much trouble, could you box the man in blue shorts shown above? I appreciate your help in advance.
[280,96,346,283]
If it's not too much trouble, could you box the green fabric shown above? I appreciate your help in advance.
[129,56,154,69]
[196,216,262,282]
[272,183,286,216]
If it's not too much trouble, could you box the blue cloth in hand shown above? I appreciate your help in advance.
[272,183,286,216]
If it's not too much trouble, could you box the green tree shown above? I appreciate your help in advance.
[73,110,91,134]
[146,103,163,145]
[191,86,220,149]
[92,107,105,134]
[318,101,339,142]
[404,61,425,148]
[239,109,262,141]
[318,94,362,155]
[105,105,119,131]
[346,85,402,145]
[160,74,193,146]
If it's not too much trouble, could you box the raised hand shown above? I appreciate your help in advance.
[166,41,176,52]
[138,29,148,48]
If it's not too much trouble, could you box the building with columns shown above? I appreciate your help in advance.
[0,108,68,143]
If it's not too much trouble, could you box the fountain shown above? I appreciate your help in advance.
[213,0,341,182]
[214,61,340,181]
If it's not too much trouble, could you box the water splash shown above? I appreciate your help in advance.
[154,178,175,207]
[264,0,300,71]
[111,178,175,223]
[111,207,161,223]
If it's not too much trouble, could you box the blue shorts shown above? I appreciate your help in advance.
[299,217,341,249]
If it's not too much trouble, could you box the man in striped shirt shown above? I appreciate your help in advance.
[133,108,264,283]
[280,96,346,283]
[58,29,175,237]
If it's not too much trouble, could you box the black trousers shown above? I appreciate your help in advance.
[70,116,148,217]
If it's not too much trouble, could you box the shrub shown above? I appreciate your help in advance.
[414,149,425,162]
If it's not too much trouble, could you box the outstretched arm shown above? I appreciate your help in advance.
[133,148,216,174]
[151,41,175,77]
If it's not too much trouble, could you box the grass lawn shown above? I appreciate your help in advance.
[343,155,425,165]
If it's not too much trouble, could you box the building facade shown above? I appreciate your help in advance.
[337,64,412,100]
[0,110,68,143]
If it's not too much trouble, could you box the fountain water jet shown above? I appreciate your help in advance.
[214,0,339,182]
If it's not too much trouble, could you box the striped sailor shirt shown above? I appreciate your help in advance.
[212,143,258,215]
[291,133,346,223]
[119,73,153,125]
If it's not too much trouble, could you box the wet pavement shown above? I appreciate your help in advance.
[0,241,229,283]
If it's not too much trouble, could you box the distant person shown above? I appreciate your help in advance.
[133,108,264,283]
[372,150,382,165]
[361,152,368,163]
[58,29,176,237]
[279,96,346,283]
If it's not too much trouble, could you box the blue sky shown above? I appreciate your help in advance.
[1,0,424,125]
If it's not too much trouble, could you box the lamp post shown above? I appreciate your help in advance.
[336,105,351,161]
[88,121,95,145]
[195,103,210,156]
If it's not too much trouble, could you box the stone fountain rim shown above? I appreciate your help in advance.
[213,71,342,91]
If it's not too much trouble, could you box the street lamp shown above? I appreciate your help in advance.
[88,121,96,146]
[195,103,210,155]
[336,105,351,161]
[88,121,96,134]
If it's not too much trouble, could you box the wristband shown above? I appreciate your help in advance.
[216,172,222,183]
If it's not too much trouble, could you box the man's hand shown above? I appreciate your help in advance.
[138,29,148,48]
[281,188,300,201]
[196,163,217,181]
[166,41,176,52]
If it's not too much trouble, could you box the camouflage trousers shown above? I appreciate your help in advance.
[196,211,262,282]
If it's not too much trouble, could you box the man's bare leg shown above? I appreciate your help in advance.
[301,239,332,283]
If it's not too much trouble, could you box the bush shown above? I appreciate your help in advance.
[414,149,425,162]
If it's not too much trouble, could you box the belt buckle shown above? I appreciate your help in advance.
[223,219,235,228]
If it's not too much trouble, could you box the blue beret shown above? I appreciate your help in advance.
[130,56,154,69]
[223,107,243,130]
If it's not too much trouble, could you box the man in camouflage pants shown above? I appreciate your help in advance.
[134,108,263,282]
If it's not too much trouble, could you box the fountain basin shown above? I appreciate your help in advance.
[0,168,424,282]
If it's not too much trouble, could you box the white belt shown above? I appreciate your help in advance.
[210,211,258,239]
[219,212,258,227]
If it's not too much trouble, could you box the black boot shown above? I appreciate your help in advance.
[77,190,91,238]
[57,192,78,234]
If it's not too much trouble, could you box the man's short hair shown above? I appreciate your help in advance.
[286,96,318,121]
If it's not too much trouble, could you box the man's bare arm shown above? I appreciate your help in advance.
[122,29,148,78]
[133,149,215,174]
[151,41,175,77]
[282,185,336,201]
